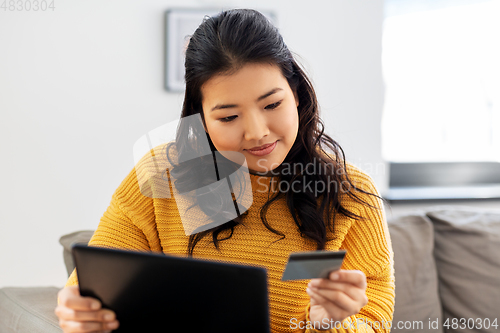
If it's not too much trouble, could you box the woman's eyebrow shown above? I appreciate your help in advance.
[211,88,283,112]
[211,103,238,112]
[257,87,283,101]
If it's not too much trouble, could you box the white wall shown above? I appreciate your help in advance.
[0,0,386,288]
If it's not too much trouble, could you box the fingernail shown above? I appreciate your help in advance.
[107,321,118,329]
[331,273,339,280]
[104,313,114,321]
[309,279,318,286]
[306,287,311,294]
[90,301,100,310]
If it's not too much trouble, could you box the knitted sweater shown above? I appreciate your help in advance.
[66,146,395,333]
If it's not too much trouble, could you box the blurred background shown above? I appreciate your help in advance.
[1,0,499,288]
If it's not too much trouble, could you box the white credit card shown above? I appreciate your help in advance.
[281,250,346,281]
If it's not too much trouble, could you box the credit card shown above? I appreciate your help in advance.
[281,250,346,281]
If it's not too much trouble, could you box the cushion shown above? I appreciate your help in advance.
[427,207,500,333]
[0,287,62,333]
[59,230,94,276]
[388,213,443,332]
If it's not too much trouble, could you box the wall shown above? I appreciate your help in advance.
[0,0,386,288]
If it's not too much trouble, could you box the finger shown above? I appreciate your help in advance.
[309,284,367,315]
[55,306,116,322]
[308,278,368,304]
[306,287,350,322]
[59,319,119,332]
[58,287,101,311]
[309,278,345,291]
[311,282,365,304]
[309,270,366,288]
[331,270,367,289]
[58,319,117,333]
[308,285,354,313]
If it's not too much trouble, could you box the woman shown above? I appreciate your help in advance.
[56,9,394,333]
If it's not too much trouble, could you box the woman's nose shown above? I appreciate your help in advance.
[243,111,270,141]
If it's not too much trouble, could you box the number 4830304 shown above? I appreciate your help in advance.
[443,318,498,330]
[1,0,55,11]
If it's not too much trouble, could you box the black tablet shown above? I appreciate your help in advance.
[72,244,270,333]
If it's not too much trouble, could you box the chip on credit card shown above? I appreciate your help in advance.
[281,250,347,281]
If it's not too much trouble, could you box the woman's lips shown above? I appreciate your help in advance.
[245,141,278,156]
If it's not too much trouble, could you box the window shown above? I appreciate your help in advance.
[382,0,500,200]
[382,0,500,163]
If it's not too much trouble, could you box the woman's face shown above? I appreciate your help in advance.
[201,63,299,173]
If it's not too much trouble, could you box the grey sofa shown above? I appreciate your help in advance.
[1,206,499,333]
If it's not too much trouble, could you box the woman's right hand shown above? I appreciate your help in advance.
[55,285,120,333]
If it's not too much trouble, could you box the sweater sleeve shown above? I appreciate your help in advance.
[304,166,395,333]
[65,167,162,287]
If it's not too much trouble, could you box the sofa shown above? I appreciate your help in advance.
[1,205,499,333]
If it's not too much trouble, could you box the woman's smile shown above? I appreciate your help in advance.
[245,140,278,156]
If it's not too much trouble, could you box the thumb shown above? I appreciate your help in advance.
[66,285,80,295]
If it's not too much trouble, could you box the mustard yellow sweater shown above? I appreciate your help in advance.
[66,147,394,333]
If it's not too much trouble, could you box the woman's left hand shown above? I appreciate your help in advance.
[306,269,368,329]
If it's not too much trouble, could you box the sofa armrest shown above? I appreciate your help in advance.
[0,287,62,333]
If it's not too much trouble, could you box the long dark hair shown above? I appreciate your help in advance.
[167,9,383,255]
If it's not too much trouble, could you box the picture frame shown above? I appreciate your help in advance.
[165,8,277,92]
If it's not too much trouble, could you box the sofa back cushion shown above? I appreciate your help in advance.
[388,213,443,332]
[59,230,94,276]
[427,208,500,333]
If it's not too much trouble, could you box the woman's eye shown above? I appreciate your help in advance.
[265,100,282,110]
[219,115,237,123]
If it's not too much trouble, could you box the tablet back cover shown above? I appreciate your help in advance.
[72,244,270,333]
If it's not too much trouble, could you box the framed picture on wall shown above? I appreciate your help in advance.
[165,8,277,92]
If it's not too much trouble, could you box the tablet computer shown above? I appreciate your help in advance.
[72,244,270,333]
